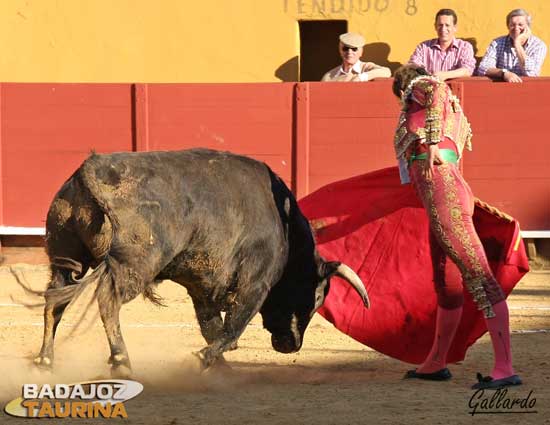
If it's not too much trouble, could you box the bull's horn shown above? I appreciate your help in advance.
[336,264,370,309]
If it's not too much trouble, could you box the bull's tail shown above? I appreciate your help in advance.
[45,261,112,341]
[10,262,103,310]
[43,261,110,309]
[10,259,111,332]
[143,283,166,306]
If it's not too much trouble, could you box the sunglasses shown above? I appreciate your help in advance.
[342,45,358,52]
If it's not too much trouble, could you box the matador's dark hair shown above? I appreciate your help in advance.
[392,64,431,98]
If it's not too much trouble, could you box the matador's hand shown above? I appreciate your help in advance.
[424,144,444,179]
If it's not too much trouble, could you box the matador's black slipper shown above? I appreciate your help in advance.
[404,368,452,381]
[471,373,522,390]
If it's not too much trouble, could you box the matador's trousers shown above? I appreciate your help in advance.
[409,160,505,318]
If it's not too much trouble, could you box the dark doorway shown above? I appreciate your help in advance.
[299,20,347,82]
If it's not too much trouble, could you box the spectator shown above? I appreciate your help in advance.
[477,9,547,82]
[409,9,475,81]
[322,32,391,82]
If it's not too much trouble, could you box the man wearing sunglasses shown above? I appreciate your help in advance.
[322,32,391,82]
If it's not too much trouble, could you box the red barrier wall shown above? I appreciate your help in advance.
[1,79,548,232]
[135,84,294,184]
[305,80,401,194]
[0,84,133,227]
[460,79,550,231]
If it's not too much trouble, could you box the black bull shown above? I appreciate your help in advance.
[36,149,370,374]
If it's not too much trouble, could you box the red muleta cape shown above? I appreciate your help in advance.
[298,166,529,364]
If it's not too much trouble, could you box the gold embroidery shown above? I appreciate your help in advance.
[416,163,495,318]
[394,119,427,160]
[424,164,463,277]
[424,81,445,145]
[394,119,407,148]
[394,77,473,162]
[439,165,495,318]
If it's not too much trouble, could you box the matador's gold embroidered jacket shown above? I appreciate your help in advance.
[394,77,473,162]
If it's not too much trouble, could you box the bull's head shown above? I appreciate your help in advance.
[260,256,369,354]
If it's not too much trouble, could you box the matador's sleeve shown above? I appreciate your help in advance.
[411,79,446,145]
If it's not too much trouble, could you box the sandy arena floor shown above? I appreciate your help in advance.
[0,260,548,425]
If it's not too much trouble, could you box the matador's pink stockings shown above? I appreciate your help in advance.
[417,302,514,378]
[417,305,463,374]
[485,300,515,379]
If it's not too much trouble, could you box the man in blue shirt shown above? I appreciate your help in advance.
[477,9,547,82]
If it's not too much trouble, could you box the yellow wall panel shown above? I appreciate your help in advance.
[0,0,548,82]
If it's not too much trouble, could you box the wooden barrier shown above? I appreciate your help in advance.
[0,79,548,233]
[134,83,295,184]
[304,80,400,195]
[0,84,133,228]
[459,78,550,231]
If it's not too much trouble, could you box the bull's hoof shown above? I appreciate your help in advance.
[192,350,208,371]
[110,364,133,379]
[192,351,231,373]
[108,354,132,378]
[192,350,216,372]
[33,356,53,370]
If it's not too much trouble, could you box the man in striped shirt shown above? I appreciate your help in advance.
[477,9,547,83]
[409,9,475,81]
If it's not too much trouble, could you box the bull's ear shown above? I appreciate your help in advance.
[318,261,341,279]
